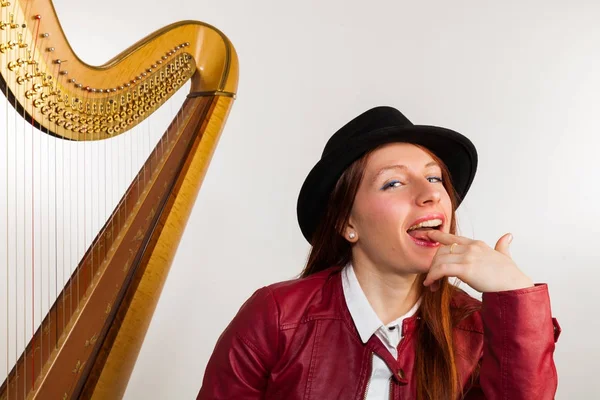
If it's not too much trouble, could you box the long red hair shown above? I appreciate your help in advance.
[300,144,479,399]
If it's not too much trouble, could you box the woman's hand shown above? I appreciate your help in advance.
[422,230,534,293]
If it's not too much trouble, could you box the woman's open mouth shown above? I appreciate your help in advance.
[407,232,440,247]
[406,218,442,247]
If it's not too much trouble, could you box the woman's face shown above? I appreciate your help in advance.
[347,142,453,274]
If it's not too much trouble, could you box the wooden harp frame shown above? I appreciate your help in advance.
[0,0,238,398]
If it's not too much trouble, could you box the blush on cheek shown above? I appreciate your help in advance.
[363,197,398,227]
[353,189,410,244]
[365,199,411,248]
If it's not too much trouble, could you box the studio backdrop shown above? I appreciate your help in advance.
[0,0,597,398]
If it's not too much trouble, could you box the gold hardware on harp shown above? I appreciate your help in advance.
[0,13,19,30]
[7,58,24,71]
[16,33,27,48]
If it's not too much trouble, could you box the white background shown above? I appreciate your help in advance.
[4,0,600,398]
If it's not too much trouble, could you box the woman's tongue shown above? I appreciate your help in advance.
[408,228,437,243]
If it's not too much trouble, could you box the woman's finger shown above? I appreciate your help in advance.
[430,254,466,267]
[425,230,473,246]
[436,242,468,256]
[423,263,468,287]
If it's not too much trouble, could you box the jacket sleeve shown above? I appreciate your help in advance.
[465,284,560,400]
[197,286,280,400]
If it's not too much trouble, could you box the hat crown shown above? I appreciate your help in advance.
[322,106,413,158]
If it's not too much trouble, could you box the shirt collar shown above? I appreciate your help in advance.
[341,262,421,344]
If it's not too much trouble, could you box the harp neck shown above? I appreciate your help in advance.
[2,0,238,140]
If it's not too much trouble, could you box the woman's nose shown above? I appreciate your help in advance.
[415,179,441,206]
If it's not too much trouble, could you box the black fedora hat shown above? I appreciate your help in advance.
[296,106,478,244]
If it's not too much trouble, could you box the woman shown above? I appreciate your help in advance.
[197,106,560,399]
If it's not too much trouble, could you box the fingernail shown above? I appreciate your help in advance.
[508,234,513,244]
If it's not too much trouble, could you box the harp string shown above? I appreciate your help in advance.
[67,69,73,355]
[4,0,9,394]
[11,80,16,397]
[146,102,149,198]
[14,31,18,400]
[3,51,7,400]
[101,90,107,314]
[29,11,40,392]
[18,2,29,395]
[41,33,52,367]
[6,31,13,400]
[90,75,94,286]
[75,93,79,339]
[20,19,26,397]
[58,60,66,361]
[51,59,57,348]
[83,87,87,323]
[37,19,46,390]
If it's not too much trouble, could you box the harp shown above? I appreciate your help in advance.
[0,0,238,398]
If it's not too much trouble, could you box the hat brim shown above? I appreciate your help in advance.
[296,124,478,244]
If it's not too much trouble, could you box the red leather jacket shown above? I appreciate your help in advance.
[198,267,560,399]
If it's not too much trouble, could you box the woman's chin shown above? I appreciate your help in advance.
[414,264,432,275]
[408,258,434,274]
[399,247,433,269]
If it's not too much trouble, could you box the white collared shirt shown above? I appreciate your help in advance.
[341,263,421,399]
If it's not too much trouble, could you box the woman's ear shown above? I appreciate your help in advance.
[344,220,358,242]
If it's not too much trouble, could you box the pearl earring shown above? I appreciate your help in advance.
[349,232,356,239]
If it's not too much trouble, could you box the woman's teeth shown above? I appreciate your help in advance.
[407,218,442,232]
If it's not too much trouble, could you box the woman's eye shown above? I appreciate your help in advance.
[382,177,442,190]
[382,180,402,190]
